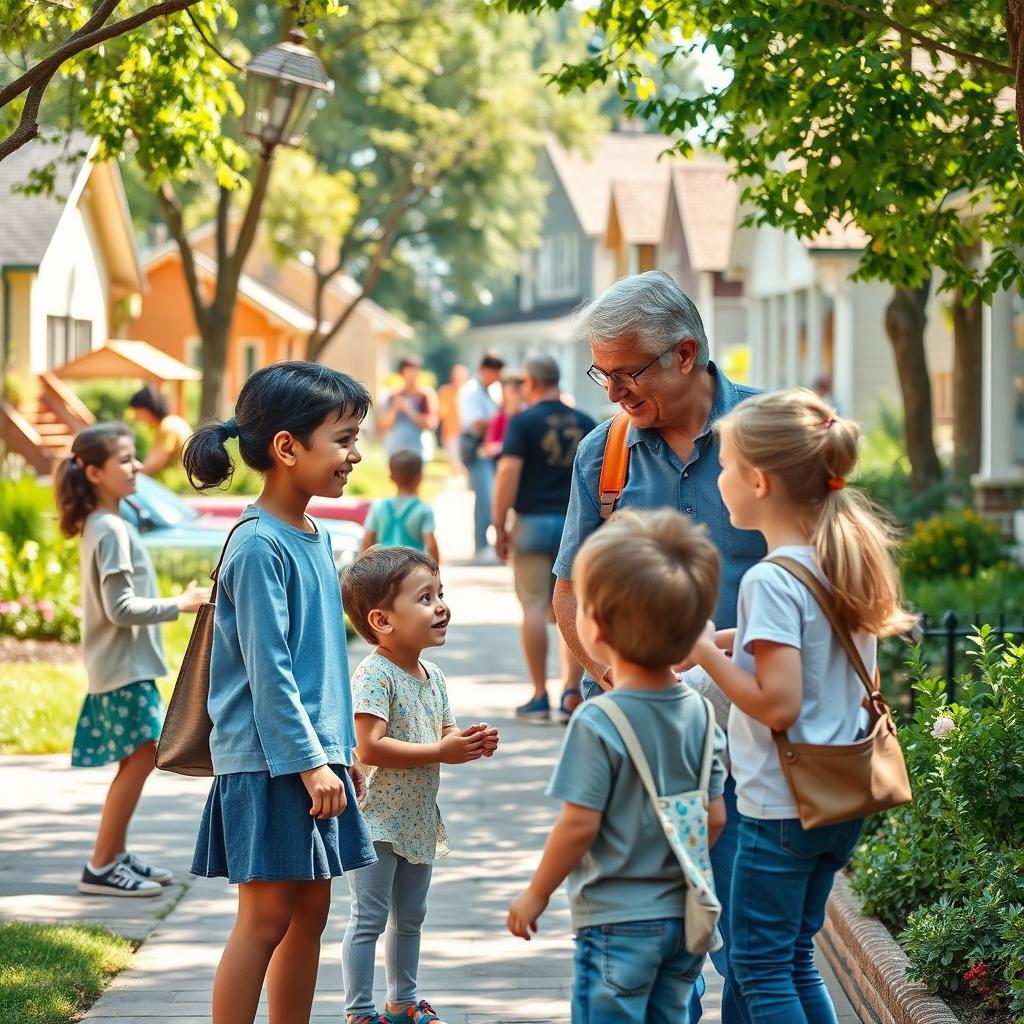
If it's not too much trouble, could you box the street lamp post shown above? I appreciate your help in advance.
[242,28,334,158]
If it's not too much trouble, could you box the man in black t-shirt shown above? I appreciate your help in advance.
[492,355,597,723]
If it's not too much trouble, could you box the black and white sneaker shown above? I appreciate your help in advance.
[78,860,162,898]
[118,851,173,885]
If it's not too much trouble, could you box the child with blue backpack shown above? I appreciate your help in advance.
[362,450,439,563]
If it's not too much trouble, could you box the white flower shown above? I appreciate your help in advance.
[13,620,26,634]
[931,715,956,739]
[23,540,39,561]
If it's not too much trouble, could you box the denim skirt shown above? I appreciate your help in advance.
[191,765,376,883]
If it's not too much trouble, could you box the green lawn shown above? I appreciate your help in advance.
[0,922,134,1024]
[0,618,191,755]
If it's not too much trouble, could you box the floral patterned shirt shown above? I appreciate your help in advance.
[352,652,456,864]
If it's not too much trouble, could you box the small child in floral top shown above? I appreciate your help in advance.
[341,546,499,1024]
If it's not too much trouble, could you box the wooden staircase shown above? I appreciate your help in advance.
[0,372,95,476]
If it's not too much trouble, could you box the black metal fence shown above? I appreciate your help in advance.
[916,612,1024,705]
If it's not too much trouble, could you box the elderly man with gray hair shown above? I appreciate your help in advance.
[551,270,765,1024]
[492,354,596,722]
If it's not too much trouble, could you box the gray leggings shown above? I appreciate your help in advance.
[342,841,433,1016]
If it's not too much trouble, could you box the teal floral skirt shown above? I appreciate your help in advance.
[71,681,164,767]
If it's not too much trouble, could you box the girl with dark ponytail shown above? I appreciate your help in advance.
[54,423,208,898]
[185,362,377,1024]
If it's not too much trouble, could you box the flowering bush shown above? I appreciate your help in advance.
[901,509,1008,582]
[850,632,1024,1018]
[0,536,81,644]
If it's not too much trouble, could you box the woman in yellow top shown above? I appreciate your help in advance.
[128,386,192,480]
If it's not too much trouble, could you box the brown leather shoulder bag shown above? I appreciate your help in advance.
[766,556,913,829]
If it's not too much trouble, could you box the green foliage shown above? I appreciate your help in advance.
[0,535,81,644]
[502,0,1023,300]
[902,510,1007,582]
[850,631,1024,1015]
[0,921,134,1024]
[0,474,55,550]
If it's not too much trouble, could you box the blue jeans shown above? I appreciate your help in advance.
[573,918,705,1024]
[341,841,433,1016]
[728,814,864,1024]
[468,456,495,553]
[688,774,741,1024]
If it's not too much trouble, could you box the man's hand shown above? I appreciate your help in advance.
[494,527,511,563]
[507,887,548,940]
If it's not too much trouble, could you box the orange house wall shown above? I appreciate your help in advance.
[129,257,301,405]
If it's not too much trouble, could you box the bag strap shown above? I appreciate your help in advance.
[208,517,259,602]
[698,697,717,792]
[766,556,882,707]
[597,412,631,521]
[590,695,715,889]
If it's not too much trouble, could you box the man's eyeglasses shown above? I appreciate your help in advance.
[586,340,684,391]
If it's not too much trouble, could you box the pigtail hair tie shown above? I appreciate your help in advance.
[827,477,846,491]
[223,418,239,439]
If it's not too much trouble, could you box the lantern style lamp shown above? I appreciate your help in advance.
[242,28,334,157]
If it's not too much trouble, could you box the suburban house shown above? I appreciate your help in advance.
[0,135,146,472]
[458,132,746,416]
[130,226,414,411]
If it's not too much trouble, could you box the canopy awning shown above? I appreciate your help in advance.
[54,340,201,383]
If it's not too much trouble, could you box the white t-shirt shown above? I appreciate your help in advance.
[457,376,497,434]
[729,545,876,820]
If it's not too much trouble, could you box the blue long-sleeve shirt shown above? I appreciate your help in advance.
[208,507,355,777]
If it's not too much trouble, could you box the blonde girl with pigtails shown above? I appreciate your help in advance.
[689,388,914,1024]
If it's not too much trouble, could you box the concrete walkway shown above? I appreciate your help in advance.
[0,505,859,1021]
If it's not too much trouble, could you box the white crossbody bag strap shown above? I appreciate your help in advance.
[697,698,716,795]
[590,695,714,890]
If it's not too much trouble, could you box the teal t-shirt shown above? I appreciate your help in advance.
[366,496,435,551]
[548,685,726,929]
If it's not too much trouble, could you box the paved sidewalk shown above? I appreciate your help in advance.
[0,550,858,1022]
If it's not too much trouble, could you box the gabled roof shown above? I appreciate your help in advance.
[545,132,673,238]
[55,339,201,383]
[610,180,670,245]
[667,160,739,273]
[144,231,413,339]
[0,132,94,265]
[804,218,869,252]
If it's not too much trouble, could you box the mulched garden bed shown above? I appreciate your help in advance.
[0,637,80,664]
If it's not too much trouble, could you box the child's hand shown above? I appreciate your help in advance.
[714,628,736,657]
[177,580,210,614]
[476,723,499,757]
[300,764,348,819]
[440,726,489,764]
[348,761,368,808]
[507,888,548,940]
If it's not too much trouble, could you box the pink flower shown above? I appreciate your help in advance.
[931,715,956,739]
[72,606,83,619]
[18,596,30,607]
[41,608,54,623]
[35,600,54,614]
[0,601,16,615]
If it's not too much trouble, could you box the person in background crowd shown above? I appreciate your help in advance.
[552,270,766,1024]
[361,450,440,564]
[483,371,527,459]
[437,364,469,481]
[458,351,505,562]
[492,355,595,723]
[377,356,438,464]
[128,386,192,481]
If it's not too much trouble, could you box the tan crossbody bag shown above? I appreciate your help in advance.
[766,556,913,829]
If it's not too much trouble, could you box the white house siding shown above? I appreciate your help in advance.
[849,279,900,424]
[31,198,110,372]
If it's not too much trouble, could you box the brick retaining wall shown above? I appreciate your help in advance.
[820,874,959,1024]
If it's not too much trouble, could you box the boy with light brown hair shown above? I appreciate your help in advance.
[508,508,727,1023]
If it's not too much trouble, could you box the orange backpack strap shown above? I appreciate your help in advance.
[597,412,631,521]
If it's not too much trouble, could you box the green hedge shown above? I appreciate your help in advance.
[850,631,1024,1019]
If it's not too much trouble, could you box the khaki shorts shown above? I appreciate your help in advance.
[510,512,565,613]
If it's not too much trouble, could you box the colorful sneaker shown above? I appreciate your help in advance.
[346,1014,386,1024]
[118,851,173,885]
[515,694,550,721]
[557,687,582,724]
[386,1000,448,1024]
[78,861,162,898]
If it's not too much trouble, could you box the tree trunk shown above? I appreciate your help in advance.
[951,284,983,481]
[199,314,231,421]
[884,283,942,491]
[1009,0,1024,150]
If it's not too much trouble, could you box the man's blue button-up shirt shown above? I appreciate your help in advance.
[554,362,767,633]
